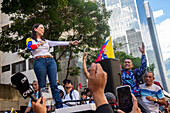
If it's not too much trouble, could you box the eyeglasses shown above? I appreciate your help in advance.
[32,84,37,86]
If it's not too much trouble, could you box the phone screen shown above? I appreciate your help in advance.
[117,86,133,112]
[40,87,54,106]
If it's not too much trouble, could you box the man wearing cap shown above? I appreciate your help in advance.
[62,79,80,107]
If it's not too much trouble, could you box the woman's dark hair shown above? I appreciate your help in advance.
[31,23,45,41]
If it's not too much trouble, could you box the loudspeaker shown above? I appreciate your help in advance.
[97,58,122,95]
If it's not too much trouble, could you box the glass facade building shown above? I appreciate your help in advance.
[100,0,169,91]
[144,1,170,91]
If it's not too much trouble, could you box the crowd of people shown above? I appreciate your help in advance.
[24,23,170,113]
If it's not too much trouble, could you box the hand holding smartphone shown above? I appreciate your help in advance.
[40,87,54,106]
[116,85,133,112]
[77,34,83,41]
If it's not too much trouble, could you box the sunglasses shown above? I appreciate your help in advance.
[65,81,71,84]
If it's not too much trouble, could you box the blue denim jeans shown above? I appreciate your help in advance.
[34,57,63,108]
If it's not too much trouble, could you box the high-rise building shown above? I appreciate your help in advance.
[144,1,170,91]
[100,0,169,91]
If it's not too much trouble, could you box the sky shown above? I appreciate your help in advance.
[145,0,170,61]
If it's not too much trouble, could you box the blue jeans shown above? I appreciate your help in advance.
[34,57,63,108]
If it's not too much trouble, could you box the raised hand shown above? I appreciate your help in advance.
[88,63,108,107]
[69,40,79,46]
[83,52,88,60]
[139,42,145,55]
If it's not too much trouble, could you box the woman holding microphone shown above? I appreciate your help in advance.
[26,23,79,108]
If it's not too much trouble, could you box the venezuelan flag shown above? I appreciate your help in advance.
[95,36,115,62]
[10,108,17,113]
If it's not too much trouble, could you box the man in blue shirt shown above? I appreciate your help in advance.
[24,81,39,113]
[121,42,150,113]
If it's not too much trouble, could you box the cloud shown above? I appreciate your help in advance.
[156,18,170,60]
[153,10,164,19]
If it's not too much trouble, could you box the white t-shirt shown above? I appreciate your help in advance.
[58,85,66,96]
[63,89,80,107]
[139,83,165,113]
[26,38,69,58]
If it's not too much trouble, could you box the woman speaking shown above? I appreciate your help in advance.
[26,23,79,108]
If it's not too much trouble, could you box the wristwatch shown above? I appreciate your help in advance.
[154,99,158,103]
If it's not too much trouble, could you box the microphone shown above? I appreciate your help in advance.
[77,34,83,41]
[11,72,37,102]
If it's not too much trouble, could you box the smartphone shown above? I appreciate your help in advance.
[77,34,83,41]
[85,48,88,52]
[40,87,54,106]
[116,85,133,112]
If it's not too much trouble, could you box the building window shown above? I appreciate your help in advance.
[2,65,10,72]
[29,58,34,70]
[2,24,9,31]
[12,60,26,74]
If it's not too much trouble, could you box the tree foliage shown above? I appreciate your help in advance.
[0,0,111,78]
[147,63,155,72]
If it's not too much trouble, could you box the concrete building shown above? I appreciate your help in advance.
[0,0,81,111]
[144,1,170,91]
[0,0,37,84]
[100,0,169,91]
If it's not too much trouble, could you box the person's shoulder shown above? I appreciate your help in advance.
[73,89,79,93]
[58,85,65,93]
[37,91,39,95]
[44,39,49,42]
[26,37,36,42]
[154,81,163,90]
[139,83,145,88]
[152,84,161,90]
[26,37,34,45]
[72,89,79,95]
[26,37,32,41]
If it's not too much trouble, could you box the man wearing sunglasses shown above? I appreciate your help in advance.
[62,79,80,107]
[25,80,39,113]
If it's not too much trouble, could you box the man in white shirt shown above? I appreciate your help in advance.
[139,71,166,113]
[62,79,80,107]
